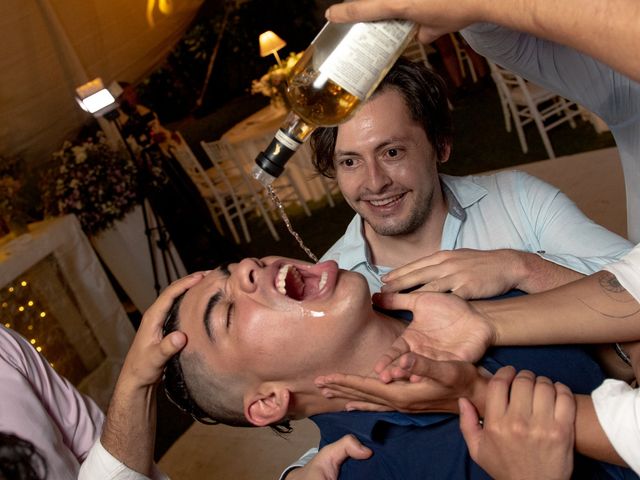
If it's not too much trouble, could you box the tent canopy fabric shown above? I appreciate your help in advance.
[0,0,203,167]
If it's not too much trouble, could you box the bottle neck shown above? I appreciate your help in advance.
[252,111,316,185]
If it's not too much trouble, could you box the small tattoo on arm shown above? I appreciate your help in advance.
[577,271,640,318]
[599,272,626,294]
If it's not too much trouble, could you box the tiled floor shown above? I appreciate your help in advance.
[158,147,627,479]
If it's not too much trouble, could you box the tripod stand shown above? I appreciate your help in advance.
[106,109,184,297]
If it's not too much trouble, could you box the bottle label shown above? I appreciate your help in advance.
[276,129,302,151]
[319,20,414,100]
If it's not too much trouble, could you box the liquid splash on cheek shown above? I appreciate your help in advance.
[292,304,326,320]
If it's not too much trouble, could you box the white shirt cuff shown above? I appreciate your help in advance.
[592,379,640,474]
[78,439,169,480]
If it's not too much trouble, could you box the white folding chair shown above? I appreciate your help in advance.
[402,38,435,69]
[450,32,478,83]
[171,137,279,244]
[241,135,313,217]
[488,61,582,159]
[199,139,280,243]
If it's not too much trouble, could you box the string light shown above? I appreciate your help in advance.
[0,277,85,383]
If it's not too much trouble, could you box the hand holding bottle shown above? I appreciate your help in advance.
[253,18,416,185]
[325,0,480,44]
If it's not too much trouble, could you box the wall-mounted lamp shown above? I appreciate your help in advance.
[259,30,286,67]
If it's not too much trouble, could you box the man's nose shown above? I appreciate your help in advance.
[364,160,392,192]
[232,258,261,292]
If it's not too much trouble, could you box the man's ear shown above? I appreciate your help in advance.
[245,385,291,427]
[438,143,452,164]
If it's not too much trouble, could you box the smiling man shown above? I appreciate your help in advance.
[313,58,631,297]
[281,57,635,478]
[154,257,635,479]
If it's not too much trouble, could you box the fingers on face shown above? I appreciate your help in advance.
[154,331,187,365]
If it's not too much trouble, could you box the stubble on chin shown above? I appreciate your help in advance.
[362,189,434,237]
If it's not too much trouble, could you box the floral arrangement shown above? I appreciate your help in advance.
[251,51,303,107]
[44,133,140,236]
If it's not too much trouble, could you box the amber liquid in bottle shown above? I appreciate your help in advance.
[252,20,416,186]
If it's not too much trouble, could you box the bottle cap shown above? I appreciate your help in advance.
[251,162,277,186]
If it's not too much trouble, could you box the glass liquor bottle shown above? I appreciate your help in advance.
[252,19,416,186]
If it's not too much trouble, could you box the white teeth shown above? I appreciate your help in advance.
[276,264,304,297]
[276,264,291,295]
[318,271,328,291]
[369,194,403,207]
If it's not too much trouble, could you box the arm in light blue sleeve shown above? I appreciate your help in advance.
[515,171,633,274]
[461,23,639,126]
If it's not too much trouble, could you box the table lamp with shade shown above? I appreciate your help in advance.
[259,30,286,67]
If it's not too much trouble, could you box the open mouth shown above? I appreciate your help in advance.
[276,264,328,301]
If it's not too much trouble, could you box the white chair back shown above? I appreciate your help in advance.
[200,139,280,243]
[488,61,582,159]
[402,38,434,68]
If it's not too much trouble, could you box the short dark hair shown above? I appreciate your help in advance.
[162,291,292,434]
[311,57,453,178]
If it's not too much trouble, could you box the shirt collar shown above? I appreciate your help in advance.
[439,174,487,214]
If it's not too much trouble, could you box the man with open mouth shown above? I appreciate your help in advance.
[82,257,637,479]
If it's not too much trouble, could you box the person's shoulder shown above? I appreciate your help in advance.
[0,326,31,369]
[319,215,362,263]
[321,232,350,263]
[475,169,555,190]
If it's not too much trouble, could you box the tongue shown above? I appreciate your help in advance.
[285,268,305,300]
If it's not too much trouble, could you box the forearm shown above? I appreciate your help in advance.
[574,394,626,466]
[514,251,584,293]
[101,381,157,476]
[477,271,640,346]
[476,0,640,81]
